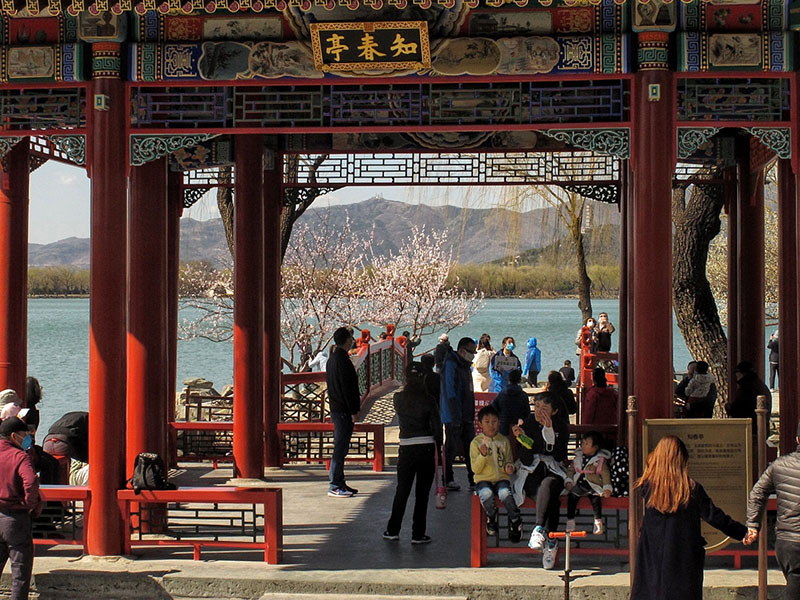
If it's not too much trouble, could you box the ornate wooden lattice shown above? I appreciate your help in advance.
[381,348,392,381]
[281,430,376,465]
[182,167,234,209]
[176,428,234,460]
[394,351,405,384]
[0,88,86,131]
[370,352,381,387]
[130,501,261,544]
[283,151,621,187]
[357,361,368,398]
[32,500,85,543]
[29,135,86,167]
[131,80,629,131]
[281,382,327,423]
[677,78,790,122]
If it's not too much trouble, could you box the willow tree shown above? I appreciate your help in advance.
[503,185,593,322]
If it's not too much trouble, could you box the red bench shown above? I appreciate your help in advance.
[471,494,777,568]
[34,485,91,552]
[117,486,282,563]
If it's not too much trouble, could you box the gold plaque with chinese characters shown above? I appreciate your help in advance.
[310,21,430,72]
[643,419,752,552]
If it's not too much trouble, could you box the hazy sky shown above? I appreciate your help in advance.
[29,161,516,244]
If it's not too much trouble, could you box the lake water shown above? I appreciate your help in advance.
[27,297,770,437]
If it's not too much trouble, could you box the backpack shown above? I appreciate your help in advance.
[128,452,176,494]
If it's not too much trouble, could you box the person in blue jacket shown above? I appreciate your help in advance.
[522,337,542,387]
[440,337,477,491]
[489,337,522,393]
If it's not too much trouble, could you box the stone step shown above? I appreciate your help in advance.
[259,595,467,600]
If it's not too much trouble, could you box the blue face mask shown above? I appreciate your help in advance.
[21,435,33,451]
[506,343,515,351]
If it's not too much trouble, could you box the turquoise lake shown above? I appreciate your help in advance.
[27,297,771,437]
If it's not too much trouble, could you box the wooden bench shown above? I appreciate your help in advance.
[471,493,629,567]
[277,422,384,472]
[34,485,90,552]
[471,493,778,568]
[117,486,282,563]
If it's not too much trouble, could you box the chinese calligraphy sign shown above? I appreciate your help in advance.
[310,21,430,72]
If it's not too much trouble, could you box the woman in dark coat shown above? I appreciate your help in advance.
[632,436,747,600]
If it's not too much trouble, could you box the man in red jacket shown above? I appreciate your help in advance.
[0,416,42,600]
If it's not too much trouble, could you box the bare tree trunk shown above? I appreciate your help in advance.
[672,182,729,411]
[218,155,336,263]
[216,166,234,258]
[573,224,593,322]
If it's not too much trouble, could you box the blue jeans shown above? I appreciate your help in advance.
[329,412,354,490]
[475,480,520,521]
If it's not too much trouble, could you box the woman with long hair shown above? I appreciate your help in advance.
[472,334,493,392]
[632,436,747,600]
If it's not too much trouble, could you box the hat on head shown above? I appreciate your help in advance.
[439,334,448,342]
[0,403,20,421]
[0,416,27,436]
[0,389,19,407]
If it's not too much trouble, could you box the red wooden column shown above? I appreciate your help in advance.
[631,37,675,422]
[778,159,798,456]
[263,150,281,468]
[127,157,169,473]
[0,139,30,396]
[87,43,127,555]
[735,141,765,375]
[724,166,739,406]
[167,170,182,430]
[233,135,265,479]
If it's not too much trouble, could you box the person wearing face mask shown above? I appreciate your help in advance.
[575,318,598,355]
[489,337,522,393]
[440,337,477,491]
[0,416,41,600]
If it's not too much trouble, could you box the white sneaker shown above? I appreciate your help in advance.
[593,518,604,535]
[542,539,558,569]
[566,518,576,532]
[528,525,546,551]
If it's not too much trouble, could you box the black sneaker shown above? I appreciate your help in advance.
[486,514,498,537]
[509,518,523,543]
[382,531,399,541]
[446,481,460,492]
[411,535,432,544]
[344,485,359,495]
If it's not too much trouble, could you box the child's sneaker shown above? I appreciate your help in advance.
[509,518,523,543]
[528,525,546,551]
[566,518,576,532]
[542,538,559,569]
[593,518,604,535]
[486,514,498,537]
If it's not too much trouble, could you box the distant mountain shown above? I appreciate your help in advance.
[28,197,619,268]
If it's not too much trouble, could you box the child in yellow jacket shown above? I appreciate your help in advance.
[471,405,523,542]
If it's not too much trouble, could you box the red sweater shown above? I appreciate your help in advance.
[0,439,41,514]
[582,386,619,426]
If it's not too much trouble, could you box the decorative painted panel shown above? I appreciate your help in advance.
[0,14,79,44]
[132,13,285,42]
[0,88,86,130]
[631,0,677,33]
[129,33,630,81]
[677,31,793,72]
[77,12,127,42]
[464,2,628,36]
[680,0,787,32]
[0,44,84,82]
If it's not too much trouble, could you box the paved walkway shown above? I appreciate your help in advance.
[22,461,786,599]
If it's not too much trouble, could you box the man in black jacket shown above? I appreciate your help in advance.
[746,421,800,598]
[326,327,361,498]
